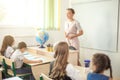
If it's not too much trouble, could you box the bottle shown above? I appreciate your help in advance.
[84,60,90,74]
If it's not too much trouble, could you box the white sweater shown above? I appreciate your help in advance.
[66,64,82,80]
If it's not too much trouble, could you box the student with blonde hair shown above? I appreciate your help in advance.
[49,42,82,80]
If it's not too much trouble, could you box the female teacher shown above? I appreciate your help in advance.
[64,8,83,65]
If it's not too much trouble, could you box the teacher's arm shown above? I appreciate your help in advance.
[65,32,69,38]
[74,30,83,37]
[67,30,83,39]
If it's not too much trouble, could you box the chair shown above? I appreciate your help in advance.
[2,56,31,79]
[0,55,9,78]
[40,73,52,80]
[0,55,5,62]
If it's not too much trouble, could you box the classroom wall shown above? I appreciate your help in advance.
[0,0,120,78]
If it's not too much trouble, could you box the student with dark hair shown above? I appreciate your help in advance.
[0,35,15,58]
[11,42,42,80]
[87,53,113,80]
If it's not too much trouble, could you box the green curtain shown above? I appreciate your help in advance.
[44,0,54,30]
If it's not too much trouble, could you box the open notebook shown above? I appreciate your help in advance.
[23,52,45,62]
[3,77,22,80]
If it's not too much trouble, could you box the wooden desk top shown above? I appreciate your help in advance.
[28,47,79,53]
[25,50,54,66]
[27,47,79,66]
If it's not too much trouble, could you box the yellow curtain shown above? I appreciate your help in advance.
[44,0,60,30]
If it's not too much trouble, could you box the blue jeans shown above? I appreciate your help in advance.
[16,65,35,80]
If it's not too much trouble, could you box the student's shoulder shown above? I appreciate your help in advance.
[13,49,22,55]
[66,63,75,70]
[67,63,73,67]
[7,46,14,50]
[87,73,109,80]
[87,72,94,76]
[14,49,19,52]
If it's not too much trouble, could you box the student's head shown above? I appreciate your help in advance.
[1,35,14,55]
[54,42,69,59]
[18,42,27,53]
[66,8,75,19]
[92,53,113,78]
[50,42,69,78]
[53,41,60,52]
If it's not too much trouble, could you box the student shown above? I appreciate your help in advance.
[0,35,15,58]
[11,42,42,79]
[49,42,82,80]
[87,53,113,80]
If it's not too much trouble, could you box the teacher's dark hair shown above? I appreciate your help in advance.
[66,8,75,14]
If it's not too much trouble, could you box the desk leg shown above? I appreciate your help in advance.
[68,52,78,66]
[31,63,50,80]
[0,71,2,80]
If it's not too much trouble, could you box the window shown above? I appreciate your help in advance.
[0,0,60,30]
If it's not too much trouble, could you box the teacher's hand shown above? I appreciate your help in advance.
[67,34,76,39]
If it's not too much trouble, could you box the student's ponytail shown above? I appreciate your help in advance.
[109,65,113,78]
[106,55,113,79]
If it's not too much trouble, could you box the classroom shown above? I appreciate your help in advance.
[0,0,120,80]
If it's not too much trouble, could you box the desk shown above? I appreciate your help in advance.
[28,47,79,65]
[26,47,79,79]
[25,50,54,80]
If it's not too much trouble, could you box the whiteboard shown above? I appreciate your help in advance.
[72,0,119,52]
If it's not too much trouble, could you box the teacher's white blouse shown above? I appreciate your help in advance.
[65,20,82,50]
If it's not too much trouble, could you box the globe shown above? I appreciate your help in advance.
[36,31,49,48]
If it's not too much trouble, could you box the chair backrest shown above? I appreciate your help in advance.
[4,57,13,67]
[40,73,52,80]
[0,55,5,62]
[2,57,16,76]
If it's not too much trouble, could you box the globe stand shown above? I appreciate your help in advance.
[39,45,45,48]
